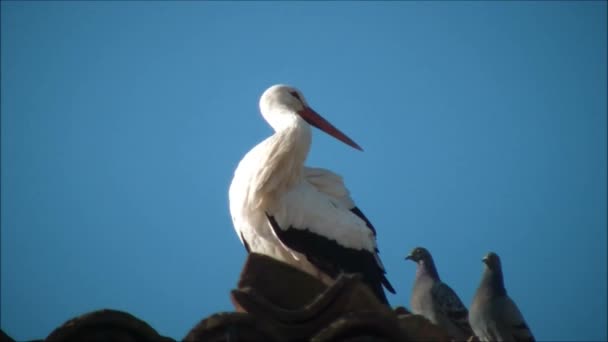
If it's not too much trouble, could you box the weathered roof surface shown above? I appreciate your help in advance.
[1,253,475,341]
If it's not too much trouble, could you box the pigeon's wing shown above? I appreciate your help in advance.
[431,281,473,336]
[497,296,535,342]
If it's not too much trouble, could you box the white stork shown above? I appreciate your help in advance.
[228,84,395,304]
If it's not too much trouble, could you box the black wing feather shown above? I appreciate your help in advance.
[350,207,395,294]
[350,207,376,236]
[240,231,251,253]
[266,213,393,304]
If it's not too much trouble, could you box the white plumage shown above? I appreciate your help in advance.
[228,84,394,303]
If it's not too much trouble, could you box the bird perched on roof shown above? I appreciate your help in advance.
[228,84,395,304]
[469,252,535,342]
[405,247,473,340]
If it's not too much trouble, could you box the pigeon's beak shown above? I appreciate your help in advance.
[405,254,413,261]
[482,256,489,264]
[298,106,363,151]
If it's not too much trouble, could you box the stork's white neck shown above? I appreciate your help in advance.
[248,114,312,209]
[280,114,311,149]
[270,114,312,178]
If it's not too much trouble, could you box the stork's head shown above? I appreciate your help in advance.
[259,84,362,151]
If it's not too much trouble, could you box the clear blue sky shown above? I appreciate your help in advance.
[1,2,606,341]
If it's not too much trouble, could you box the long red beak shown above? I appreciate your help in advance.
[298,107,363,151]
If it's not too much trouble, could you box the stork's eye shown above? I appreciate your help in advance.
[290,91,303,102]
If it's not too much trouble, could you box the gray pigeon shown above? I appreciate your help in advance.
[469,252,535,342]
[405,247,473,340]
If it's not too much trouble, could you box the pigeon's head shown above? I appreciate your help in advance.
[482,252,502,270]
[405,246,432,263]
